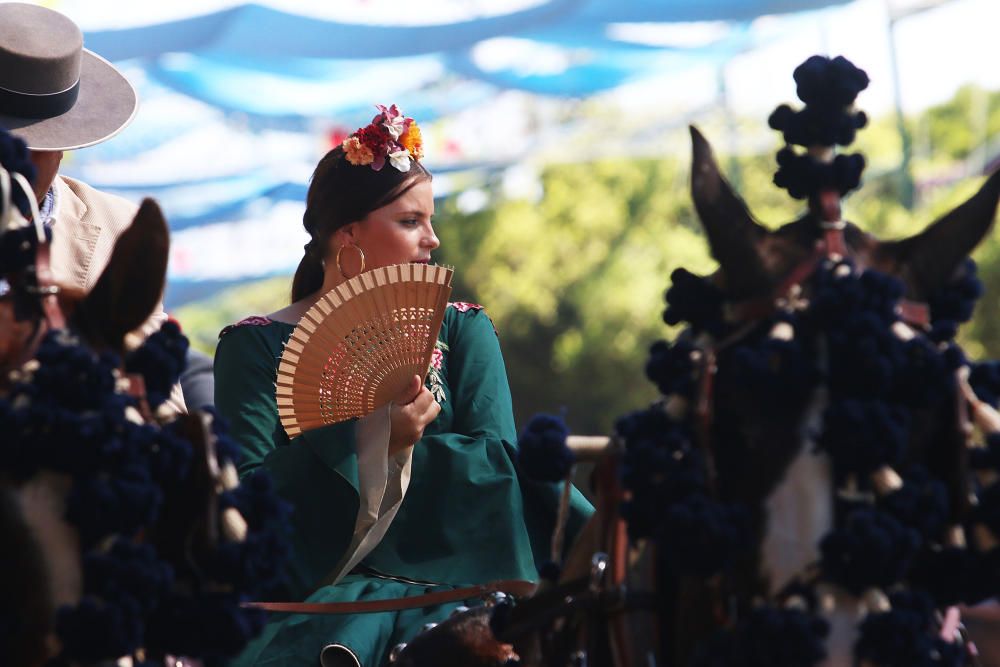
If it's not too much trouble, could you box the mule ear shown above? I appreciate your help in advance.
[689,125,772,300]
[876,169,1000,298]
[76,198,169,349]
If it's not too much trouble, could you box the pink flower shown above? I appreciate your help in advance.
[430,347,444,370]
[377,103,406,140]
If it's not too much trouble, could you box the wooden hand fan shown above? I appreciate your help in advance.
[276,263,453,437]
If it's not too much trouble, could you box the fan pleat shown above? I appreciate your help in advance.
[276,263,453,437]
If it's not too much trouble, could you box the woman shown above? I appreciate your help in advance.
[214,105,593,667]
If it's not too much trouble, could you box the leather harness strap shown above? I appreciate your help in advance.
[32,240,64,330]
[898,300,930,329]
[729,242,826,324]
[243,579,537,615]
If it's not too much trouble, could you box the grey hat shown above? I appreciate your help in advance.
[0,3,137,151]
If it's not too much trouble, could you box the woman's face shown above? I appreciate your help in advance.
[335,178,438,274]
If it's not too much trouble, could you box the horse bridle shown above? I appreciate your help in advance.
[694,188,933,491]
[688,189,982,659]
[0,170,64,371]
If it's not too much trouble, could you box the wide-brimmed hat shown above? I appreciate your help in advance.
[0,3,137,151]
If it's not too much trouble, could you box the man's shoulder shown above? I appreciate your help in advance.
[57,174,138,230]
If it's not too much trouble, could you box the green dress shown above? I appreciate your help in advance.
[214,304,593,666]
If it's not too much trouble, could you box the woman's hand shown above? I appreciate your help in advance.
[388,375,440,457]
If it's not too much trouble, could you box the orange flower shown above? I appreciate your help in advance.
[401,123,424,160]
[342,136,374,165]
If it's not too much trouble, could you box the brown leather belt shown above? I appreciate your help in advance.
[243,579,537,615]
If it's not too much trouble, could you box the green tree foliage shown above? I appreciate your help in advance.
[175,276,289,354]
[435,157,716,432]
[917,85,1000,163]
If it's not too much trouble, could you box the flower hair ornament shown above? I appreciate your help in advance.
[342,104,424,172]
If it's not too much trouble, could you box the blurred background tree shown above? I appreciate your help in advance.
[177,84,999,433]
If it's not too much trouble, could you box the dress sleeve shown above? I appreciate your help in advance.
[378,309,594,577]
[214,325,288,477]
[451,311,594,568]
[213,325,363,598]
[447,309,520,442]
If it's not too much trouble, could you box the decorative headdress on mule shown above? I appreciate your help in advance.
[768,55,869,200]
[342,103,424,172]
[0,127,290,665]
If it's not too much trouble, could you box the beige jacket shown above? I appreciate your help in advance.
[49,175,147,297]
[50,174,185,414]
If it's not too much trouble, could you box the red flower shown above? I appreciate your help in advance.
[356,123,391,152]
[327,127,350,148]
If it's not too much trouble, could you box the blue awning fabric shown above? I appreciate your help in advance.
[62,0,854,304]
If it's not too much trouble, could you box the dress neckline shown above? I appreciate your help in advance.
[218,315,293,339]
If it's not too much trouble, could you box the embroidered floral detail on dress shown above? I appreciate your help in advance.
[448,302,484,313]
[219,316,273,339]
[426,340,449,403]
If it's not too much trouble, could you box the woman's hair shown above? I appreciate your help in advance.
[291,146,432,302]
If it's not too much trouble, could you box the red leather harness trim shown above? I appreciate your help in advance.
[243,579,537,615]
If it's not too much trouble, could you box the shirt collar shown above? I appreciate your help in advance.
[38,184,59,226]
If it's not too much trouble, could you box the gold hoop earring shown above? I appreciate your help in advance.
[335,244,365,279]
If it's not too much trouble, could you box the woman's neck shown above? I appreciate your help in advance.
[268,270,348,324]
[317,268,349,299]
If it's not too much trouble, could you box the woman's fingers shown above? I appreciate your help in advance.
[388,383,440,454]
[394,375,423,406]
[403,387,440,428]
[422,395,441,425]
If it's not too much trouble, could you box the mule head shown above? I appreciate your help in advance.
[1,167,169,378]
[689,125,1000,306]
[683,122,1000,666]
